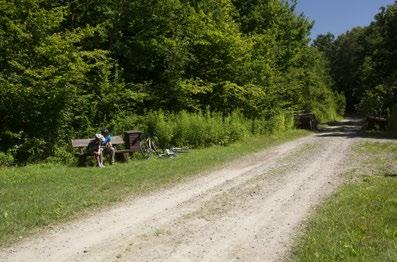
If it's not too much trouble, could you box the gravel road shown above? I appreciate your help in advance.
[0,119,368,262]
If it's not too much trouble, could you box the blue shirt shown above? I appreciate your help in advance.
[101,135,112,145]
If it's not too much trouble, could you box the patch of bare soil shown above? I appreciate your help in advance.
[1,118,377,262]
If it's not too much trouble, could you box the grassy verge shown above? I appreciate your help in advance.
[291,141,397,261]
[0,129,308,247]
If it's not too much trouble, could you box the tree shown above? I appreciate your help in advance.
[315,2,397,115]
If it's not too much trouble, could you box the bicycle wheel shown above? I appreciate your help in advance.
[150,139,159,152]
[140,140,152,159]
[150,138,167,157]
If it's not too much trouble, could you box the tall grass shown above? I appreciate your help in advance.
[139,110,293,148]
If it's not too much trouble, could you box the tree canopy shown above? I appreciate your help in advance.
[0,0,343,164]
[313,1,397,116]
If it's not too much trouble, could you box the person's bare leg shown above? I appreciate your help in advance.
[99,149,104,167]
[95,153,101,167]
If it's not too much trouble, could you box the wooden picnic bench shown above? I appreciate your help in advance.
[294,113,318,130]
[366,116,387,130]
[71,130,143,166]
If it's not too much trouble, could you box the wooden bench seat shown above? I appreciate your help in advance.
[71,131,143,166]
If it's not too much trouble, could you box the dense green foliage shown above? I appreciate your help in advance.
[0,0,341,164]
[110,110,294,148]
[313,1,397,120]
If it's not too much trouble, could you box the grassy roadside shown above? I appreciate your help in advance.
[0,130,308,247]
[290,141,397,261]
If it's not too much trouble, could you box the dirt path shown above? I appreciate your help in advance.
[0,119,370,262]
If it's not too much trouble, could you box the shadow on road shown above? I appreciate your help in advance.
[315,118,396,140]
[325,120,360,127]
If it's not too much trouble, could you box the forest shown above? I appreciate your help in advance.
[313,2,397,116]
[0,0,395,165]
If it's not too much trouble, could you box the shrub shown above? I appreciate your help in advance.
[203,111,228,145]
[108,113,144,135]
[9,138,48,164]
[145,111,173,148]
[284,112,295,130]
[225,111,250,142]
[1,109,298,165]
[265,111,289,134]
[334,92,346,116]
[172,111,218,147]
[171,111,191,146]
[46,146,76,166]
[0,152,14,167]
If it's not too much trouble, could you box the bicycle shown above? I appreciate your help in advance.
[139,134,190,159]
[169,146,190,154]
[157,146,190,158]
[139,135,160,159]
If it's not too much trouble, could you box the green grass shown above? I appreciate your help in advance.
[291,141,397,262]
[0,130,308,247]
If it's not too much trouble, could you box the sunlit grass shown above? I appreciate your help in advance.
[0,130,308,247]
[291,141,397,261]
